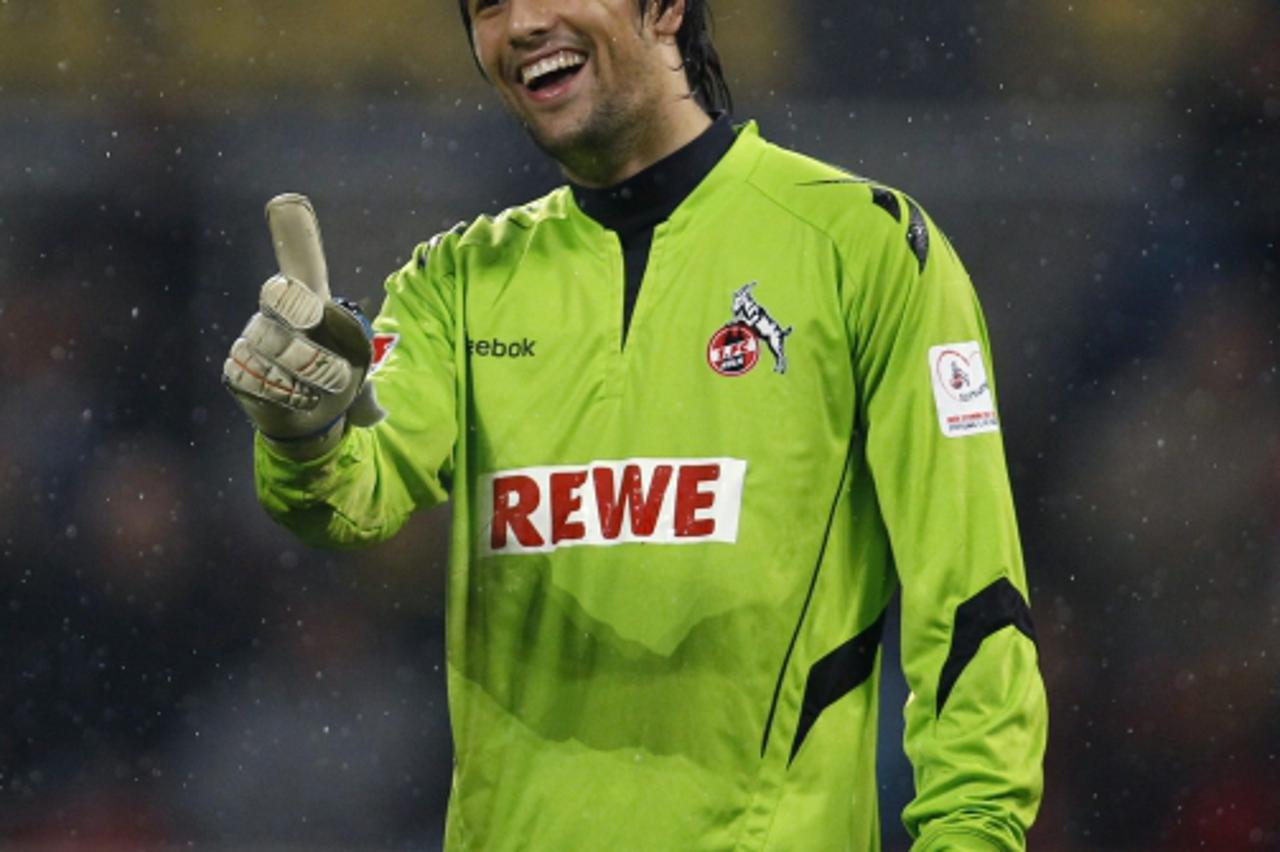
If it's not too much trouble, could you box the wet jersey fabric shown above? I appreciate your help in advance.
[255,122,1046,851]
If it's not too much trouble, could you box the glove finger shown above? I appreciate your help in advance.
[224,338,321,410]
[242,314,353,395]
[260,273,325,330]
[265,193,331,300]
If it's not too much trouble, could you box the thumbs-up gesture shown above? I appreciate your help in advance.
[223,194,384,456]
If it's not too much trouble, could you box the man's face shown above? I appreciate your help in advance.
[467,0,683,174]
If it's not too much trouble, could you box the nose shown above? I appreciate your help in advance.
[506,0,556,47]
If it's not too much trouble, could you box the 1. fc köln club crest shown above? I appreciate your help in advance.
[707,282,792,377]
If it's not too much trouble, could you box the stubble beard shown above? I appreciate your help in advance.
[520,75,656,187]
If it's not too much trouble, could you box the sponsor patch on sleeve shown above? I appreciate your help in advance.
[370,332,399,374]
[928,342,1000,438]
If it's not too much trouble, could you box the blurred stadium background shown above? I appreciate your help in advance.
[1,1,1277,849]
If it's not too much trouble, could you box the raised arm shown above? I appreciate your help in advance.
[225,197,463,548]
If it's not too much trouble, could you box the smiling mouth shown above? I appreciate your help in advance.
[519,49,588,97]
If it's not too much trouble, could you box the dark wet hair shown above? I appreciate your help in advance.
[458,0,732,115]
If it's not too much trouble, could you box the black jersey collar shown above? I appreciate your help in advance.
[569,112,735,235]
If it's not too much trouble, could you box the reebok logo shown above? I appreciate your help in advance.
[479,457,747,555]
[467,337,537,358]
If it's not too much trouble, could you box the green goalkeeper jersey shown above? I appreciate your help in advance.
[255,122,1046,851]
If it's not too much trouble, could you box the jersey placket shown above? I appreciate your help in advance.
[595,228,628,403]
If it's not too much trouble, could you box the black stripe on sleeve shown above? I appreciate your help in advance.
[788,608,887,765]
[796,177,870,187]
[936,578,1037,717]
[904,197,930,272]
[759,435,860,758]
[870,187,902,223]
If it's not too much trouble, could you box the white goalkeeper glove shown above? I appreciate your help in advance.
[223,193,384,458]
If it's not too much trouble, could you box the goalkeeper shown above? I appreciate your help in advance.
[224,0,1047,849]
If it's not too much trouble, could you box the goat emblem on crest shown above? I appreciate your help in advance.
[707,282,793,377]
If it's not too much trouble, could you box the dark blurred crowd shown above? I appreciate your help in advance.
[1,1,1277,849]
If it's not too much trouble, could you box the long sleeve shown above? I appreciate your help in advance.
[254,231,462,548]
[845,190,1047,849]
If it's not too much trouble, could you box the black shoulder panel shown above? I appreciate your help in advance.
[870,187,902,223]
[904,198,930,272]
[796,177,869,187]
[788,608,887,765]
[936,579,1036,717]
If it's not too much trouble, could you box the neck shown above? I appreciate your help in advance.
[569,112,734,233]
[561,97,712,188]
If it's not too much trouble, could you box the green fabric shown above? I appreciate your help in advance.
[255,122,1046,850]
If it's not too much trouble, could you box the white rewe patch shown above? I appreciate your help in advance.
[478,457,747,556]
[928,342,1000,437]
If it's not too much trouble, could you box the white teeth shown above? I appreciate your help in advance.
[521,50,587,87]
